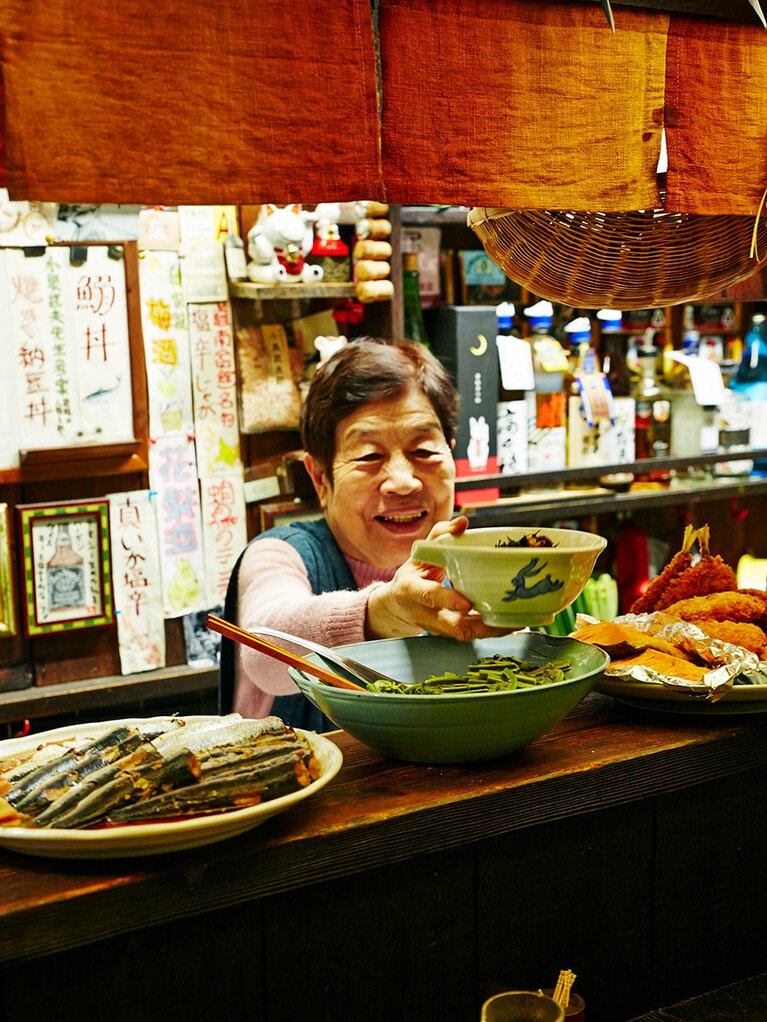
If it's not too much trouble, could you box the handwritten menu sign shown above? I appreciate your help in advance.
[107,489,166,674]
[188,301,242,477]
[149,435,208,617]
[200,473,247,607]
[139,250,194,439]
[1,245,133,458]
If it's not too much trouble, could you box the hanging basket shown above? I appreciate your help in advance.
[467,203,767,309]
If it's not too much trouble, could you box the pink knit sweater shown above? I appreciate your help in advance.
[233,537,396,719]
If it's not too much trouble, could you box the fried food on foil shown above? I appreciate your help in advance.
[571,619,698,661]
[664,590,766,623]
[689,619,767,659]
[612,647,708,682]
[629,524,738,614]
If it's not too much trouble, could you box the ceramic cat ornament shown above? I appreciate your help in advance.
[246,203,324,284]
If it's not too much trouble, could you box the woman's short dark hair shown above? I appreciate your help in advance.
[300,337,459,477]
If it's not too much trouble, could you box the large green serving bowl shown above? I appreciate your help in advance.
[289,632,609,763]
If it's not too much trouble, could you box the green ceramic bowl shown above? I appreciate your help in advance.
[289,632,609,763]
[411,526,607,627]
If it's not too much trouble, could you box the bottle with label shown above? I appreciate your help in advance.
[728,312,767,473]
[730,313,767,396]
[46,523,86,612]
[402,253,430,347]
[495,302,529,475]
[594,309,636,473]
[524,300,569,472]
[563,316,597,397]
[564,316,621,468]
[597,310,632,398]
[634,342,672,470]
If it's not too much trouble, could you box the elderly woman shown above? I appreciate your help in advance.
[220,337,504,729]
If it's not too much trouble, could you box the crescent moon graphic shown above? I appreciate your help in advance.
[470,333,488,356]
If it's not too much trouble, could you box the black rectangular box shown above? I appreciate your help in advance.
[431,305,499,497]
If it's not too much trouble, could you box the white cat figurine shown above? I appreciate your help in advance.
[246,203,324,284]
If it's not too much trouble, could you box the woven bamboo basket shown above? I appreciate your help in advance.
[467,203,767,309]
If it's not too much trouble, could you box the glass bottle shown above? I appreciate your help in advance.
[634,342,672,465]
[495,302,529,475]
[597,308,631,398]
[563,316,597,397]
[402,253,430,347]
[729,312,767,472]
[524,299,569,471]
[46,523,86,611]
[730,313,767,397]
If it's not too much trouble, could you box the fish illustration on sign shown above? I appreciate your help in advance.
[502,557,564,602]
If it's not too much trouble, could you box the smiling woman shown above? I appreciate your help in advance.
[218,337,511,730]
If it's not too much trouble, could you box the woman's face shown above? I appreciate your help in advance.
[304,387,456,569]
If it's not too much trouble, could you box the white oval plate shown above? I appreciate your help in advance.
[597,676,767,715]
[0,717,343,859]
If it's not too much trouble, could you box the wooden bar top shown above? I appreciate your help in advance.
[1,693,766,966]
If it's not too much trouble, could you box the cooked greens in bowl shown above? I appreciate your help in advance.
[289,632,609,763]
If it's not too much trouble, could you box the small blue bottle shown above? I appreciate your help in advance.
[729,313,767,474]
[730,314,767,398]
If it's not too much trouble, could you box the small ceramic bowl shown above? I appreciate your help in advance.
[411,526,607,627]
[289,632,609,763]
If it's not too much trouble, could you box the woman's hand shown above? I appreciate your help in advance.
[365,516,510,642]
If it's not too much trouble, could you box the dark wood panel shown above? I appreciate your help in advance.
[0,901,266,1022]
[653,767,767,1005]
[476,803,655,1022]
[263,847,476,1022]
[627,972,767,1021]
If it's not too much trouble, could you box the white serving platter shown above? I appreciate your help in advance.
[0,717,342,859]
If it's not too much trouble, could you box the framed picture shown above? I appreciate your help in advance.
[0,504,16,637]
[17,501,113,636]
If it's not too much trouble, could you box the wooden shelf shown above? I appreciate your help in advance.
[454,449,767,491]
[401,205,472,227]
[0,439,149,484]
[462,475,767,524]
[229,281,356,301]
[0,664,218,729]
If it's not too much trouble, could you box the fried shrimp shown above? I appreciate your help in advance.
[664,591,766,623]
[629,523,696,615]
[633,524,738,613]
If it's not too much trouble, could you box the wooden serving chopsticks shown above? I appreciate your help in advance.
[206,615,366,692]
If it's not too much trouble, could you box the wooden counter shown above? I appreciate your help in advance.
[1,693,766,1022]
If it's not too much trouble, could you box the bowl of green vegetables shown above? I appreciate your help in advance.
[289,632,609,763]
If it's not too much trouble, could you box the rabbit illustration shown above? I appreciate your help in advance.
[502,558,564,602]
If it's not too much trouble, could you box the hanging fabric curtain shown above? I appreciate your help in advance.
[664,14,767,215]
[1,0,766,213]
[0,0,383,205]
[379,0,668,212]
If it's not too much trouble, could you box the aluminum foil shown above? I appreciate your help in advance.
[576,611,766,702]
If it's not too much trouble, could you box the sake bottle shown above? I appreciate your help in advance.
[402,253,430,347]
[524,299,568,472]
[597,309,632,398]
[729,312,767,472]
[495,302,529,474]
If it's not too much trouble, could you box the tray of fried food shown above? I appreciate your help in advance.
[572,523,767,709]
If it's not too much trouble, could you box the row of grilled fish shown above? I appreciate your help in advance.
[0,715,318,830]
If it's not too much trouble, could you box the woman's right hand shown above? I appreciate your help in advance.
[365,516,510,643]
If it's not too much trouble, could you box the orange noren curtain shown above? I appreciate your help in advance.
[0,0,383,205]
[2,1,767,215]
[664,14,767,216]
[379,0,668,211]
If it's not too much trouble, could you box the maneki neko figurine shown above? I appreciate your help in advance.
[246,203,324,284]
